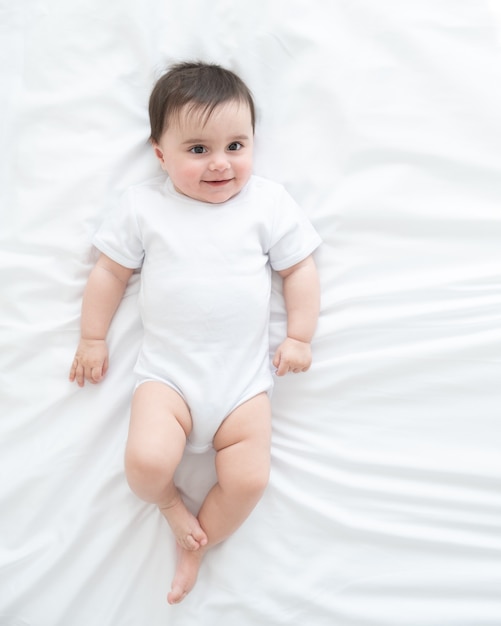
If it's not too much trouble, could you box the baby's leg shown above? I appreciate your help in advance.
[200,391,272,544]
[168,392,271,604]
[125,382,208,551]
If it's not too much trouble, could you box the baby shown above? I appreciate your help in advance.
[69,61,321,604]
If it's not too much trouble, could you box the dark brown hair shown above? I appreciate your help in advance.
[148,61,256,143]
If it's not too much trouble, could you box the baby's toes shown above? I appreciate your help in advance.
[193,527,208,547]
[180,534,200,551]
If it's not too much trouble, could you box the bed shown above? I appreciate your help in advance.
[2,1,501,624]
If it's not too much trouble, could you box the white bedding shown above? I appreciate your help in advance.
[2,1,501,624]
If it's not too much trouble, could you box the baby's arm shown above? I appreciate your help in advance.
[273,255,320,376]
[69,253,134,387]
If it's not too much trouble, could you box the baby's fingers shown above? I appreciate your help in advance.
[69,358,86,387]
[89,364,105,383]
[273,352,289,377]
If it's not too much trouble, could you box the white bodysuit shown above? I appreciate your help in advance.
[93,175,321,452]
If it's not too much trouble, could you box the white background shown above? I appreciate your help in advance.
[1,1,501,624]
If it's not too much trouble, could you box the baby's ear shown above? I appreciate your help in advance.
[152,143,166,168]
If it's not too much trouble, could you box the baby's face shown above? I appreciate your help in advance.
[153,100,254,204]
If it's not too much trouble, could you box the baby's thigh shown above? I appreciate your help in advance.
[213,393,272,491]
[214,392,272,450]
[127,381,192,464]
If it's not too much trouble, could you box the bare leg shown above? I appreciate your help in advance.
[168,392,271,604]
[125,382,208,551]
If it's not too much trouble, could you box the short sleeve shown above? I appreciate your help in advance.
[267,186,322,271]
[92,189,144,269]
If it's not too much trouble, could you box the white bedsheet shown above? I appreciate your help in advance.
[2,1,501,624]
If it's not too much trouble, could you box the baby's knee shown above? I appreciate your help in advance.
[238,462,270,499]
[125,446,173,497]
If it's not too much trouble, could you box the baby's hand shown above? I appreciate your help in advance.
[69,338,109,387]
[272,337,312,377]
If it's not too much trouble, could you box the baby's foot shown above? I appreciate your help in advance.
[168,545,206,605]
[159,496,208,551]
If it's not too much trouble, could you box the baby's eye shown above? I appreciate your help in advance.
[190,145,207,154]
[227,142,243,151]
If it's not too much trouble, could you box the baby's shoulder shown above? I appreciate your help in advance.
[245,175,291,208]
[120,176,172,217]
[248,174,285,194]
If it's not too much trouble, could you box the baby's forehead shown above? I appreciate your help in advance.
[168,98,251,130]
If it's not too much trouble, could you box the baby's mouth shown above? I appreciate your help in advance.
[203,178,233,186]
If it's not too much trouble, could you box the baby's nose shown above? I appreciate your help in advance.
[209,153,230,171]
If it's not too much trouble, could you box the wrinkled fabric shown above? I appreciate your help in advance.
[1,1,501,625]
